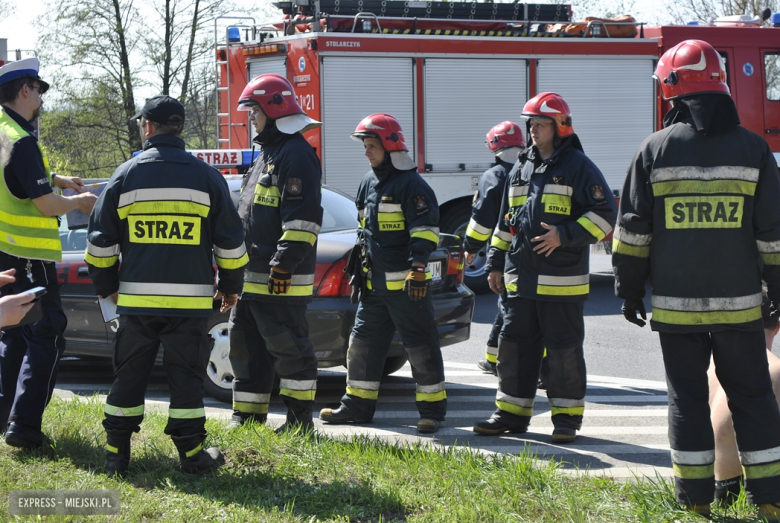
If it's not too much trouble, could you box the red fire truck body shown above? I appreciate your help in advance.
[214,6,780,283]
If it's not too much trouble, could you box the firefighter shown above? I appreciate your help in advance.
[613,39,780,519]
[86,95,247,476]
[319,113,446,434]
[0,58,98,449]
[228,74,323,433]
[475,92,616,443]
[464,121,525,376]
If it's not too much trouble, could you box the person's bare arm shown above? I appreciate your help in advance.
[32,191,98,217]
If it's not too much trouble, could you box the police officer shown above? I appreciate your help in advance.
[0,58,97,449]
[464,121,525,376]
[86,95,247,476]
[319,113,446,434]
[228,74,323,432]
[475,93,616,443]
[613,40,780,519]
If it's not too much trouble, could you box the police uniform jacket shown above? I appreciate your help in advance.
[237,126,322,304]
[486,135,616,301]
[86,134,248,317]
[613,94,780,332]
[356,161,440,294]
[463,158,516,254]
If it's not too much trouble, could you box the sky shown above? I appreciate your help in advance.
[1,0,672,56]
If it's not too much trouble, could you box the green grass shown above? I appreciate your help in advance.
[0,396,771,522]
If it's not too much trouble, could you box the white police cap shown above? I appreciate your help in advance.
[0,57,49,93]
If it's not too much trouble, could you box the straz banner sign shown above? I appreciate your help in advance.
[190,149,243,167]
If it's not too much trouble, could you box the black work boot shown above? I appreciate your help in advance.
[172,434,225,475]
[275,409,313,434]
[105,430,133,478]
[477,359,497,376]
[319,405,371,424]
[473,415,526,436]
[5,422,53,450]
[227,412,267,430]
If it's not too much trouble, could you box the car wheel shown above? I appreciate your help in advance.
[440,201,490,294]
[205,321,234,403]
[382,355,408,377]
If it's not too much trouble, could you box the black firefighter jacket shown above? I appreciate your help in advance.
[86,134,248,317]
[612,95,780,332]
[237,127,323,304]
[463,158,518,254]
[356,162,440,294]
[486,135,617,301]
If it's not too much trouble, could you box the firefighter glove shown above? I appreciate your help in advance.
[622,299,646,328]
[404,266,428,301]
[268,267,292,295]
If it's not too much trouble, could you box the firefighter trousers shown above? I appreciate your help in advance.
[229,299,318,419]
[0,258,66,432]
[660,328,780,506]
[103,315,212,452]
[485,292,506,363]
[492,297,586,431]
[340,291,446,421]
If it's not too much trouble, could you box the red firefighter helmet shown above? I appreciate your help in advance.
[486,121,525,152]
[654,39,729,100]
[350,113,409,152]
[521,92,574,138]
[237,73,320,133]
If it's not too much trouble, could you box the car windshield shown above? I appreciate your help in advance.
[61,184,358,253]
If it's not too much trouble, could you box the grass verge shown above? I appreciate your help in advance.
[0,395,770,522]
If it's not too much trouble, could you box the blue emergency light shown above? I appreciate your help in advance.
[228,27,241,42]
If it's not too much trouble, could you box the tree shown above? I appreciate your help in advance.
[667,0,778,23]
[0,0,16,24]
[39,0,143,153]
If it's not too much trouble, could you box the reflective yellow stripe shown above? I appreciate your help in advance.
[612,239,649,258]
[385,279,406,291]
[760,253,780,265]
[466,226,490,242]
[506,281,518,292]
[673,463,714,479]
[106,445,119,454]
[254,185,281,207]
[346,386,379,400]
[652,179,757,196]
[491,236,511,250]
[117,200,210,219]
[84,252,119,268]
[550,406,584,416]
[411,230,439,244]
[104,404,145,417]
[651,306,761,325]
[359,218,366,228]
[185,443,203,458]
[743,461,780,480]
[233,401,269,415]
[279,388,316,402]
[0,233,61,256]
[215,253,249,269]
[496,400,533,417]
[485,352,497,363]
[537,284,589,296]
[509,195,527,207]
[117,294,213,309]
[416,390,447,402]
[169,408,206,419]
[0,207,58,229]
[280,230,317,246]
[577,216,606,241]
[243,282,313,297]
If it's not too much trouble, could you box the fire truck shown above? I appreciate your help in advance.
[211,1,780,289]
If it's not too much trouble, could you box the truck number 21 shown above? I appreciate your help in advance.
[297,94,315,111]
